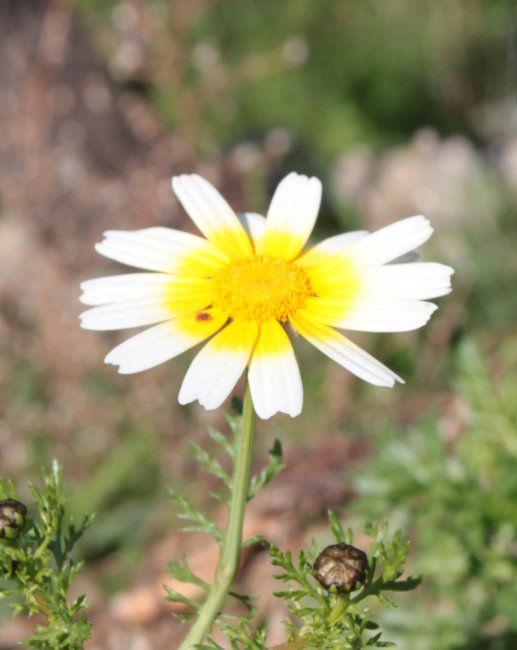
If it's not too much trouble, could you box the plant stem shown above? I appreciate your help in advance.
[179,382,257,649]
[270,640,306,650]
[33,591,52,620]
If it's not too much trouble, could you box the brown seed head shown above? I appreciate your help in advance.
[0,499,28,541]
[313,543,369,593]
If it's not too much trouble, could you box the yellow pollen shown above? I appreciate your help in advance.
[211,256,313,322]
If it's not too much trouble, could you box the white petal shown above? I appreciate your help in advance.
[263,172,322,260]
[307,231,369,255]
[237,212,267,253]
[80,299,173,330]
[297,230,369,267]
[307,230,369,253]
[80,273,211,318]
[178,320,259,410]
[290,312,402,387]
[248,320,303,419]
[104,309,227,374]
[305,298,438,332]
[95,227,225,274]
[390,251,420,264]
[346,216,433,266]
[80,273,174,306]
[172,174,253,259]
[360,263,454,300]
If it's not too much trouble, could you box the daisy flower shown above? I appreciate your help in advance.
[80,173,453,419]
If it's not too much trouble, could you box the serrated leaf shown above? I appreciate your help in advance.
[377,592,397,607]
[175,611,197,622]
[242,534,268,548]
[363,620,380,630]
[273,573,294,582]
[224,412,243,441]
[0,479,16,500]
[208,490,231,507]
[230,396,243,415]
[200,640,224,650]
[207,427,235,460]
[366,632,383,645]
[273,589,307,601]
[169,557,209,591]
[188,441,231,488]
[169,489,224,543]
[328,510,347,543]
[164,585,198,609]
[382,575,422,591]
[228,590,255,610]
[247,439,284,501]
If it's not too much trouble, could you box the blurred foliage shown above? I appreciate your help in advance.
[349,340,517,649]
[79,0,515,157]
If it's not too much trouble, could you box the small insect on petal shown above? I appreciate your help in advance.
[196,312,213,322]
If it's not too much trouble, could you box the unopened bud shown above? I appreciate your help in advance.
[313,543,369,593]
[0,499,27,541]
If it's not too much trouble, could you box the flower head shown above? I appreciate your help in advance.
[0,499,27,541]
[80,173,453,418]
[313,543,369,593]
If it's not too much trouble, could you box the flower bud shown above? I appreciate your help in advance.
[313,543,369,593]
[0,499,27,541]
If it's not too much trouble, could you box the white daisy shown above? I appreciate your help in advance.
[80,172,453,419]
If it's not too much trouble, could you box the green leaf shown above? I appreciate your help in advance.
[382,575,422,591]
[231,396,243,415]
[164,585,198,609]
[207,427,235,460]
[248,439,284,501]
[328,510,347,543]
[228,590,255,610]
[169,557,209,591]
[242,534,268,549]
[188,440,231,487]
[0,479,16,500]
[1,462,92,648]
[168,488,224,544]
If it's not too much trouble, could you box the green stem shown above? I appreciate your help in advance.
[270,640,306,650]
[328,594,348,623]
[179,382,257,649]
[33,590,52,620]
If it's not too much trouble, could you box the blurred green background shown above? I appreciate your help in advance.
[0,0,516,647]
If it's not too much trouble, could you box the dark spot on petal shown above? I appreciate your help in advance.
[196,311,213,322]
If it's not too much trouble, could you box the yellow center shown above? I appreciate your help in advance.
[211,255,313,322]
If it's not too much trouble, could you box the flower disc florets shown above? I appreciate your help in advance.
[211,255,313,322]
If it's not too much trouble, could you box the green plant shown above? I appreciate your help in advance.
[167,391,278,649]
[167,398,420,649]
[0,462,93,649]
[350,340,517,649]
[270,518,420,649]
